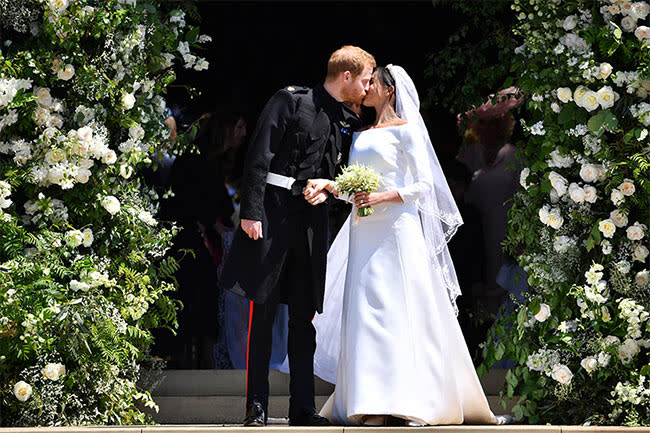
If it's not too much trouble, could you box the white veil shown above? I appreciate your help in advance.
[386,63,463,311]
[307,65,465,385]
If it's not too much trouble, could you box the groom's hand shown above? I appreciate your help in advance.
[306,190,329,206]
[303,178,333,200]
[241,219,263,240]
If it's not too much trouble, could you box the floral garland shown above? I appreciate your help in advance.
[0,0,208,425]
[481,0,650,425]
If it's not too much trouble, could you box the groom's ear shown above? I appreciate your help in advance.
[343,71,352,82]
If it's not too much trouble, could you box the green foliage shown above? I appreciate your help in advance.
[476,0,650,425]
[425,0,518,114]
[0,0,208,426]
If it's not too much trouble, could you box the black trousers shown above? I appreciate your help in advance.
[246,229,317,420]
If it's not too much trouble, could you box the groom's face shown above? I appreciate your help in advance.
[341,64,373,105]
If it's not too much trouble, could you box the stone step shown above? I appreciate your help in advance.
[4,426,650,432]
[147,395,515,425]
[143,369,507,397]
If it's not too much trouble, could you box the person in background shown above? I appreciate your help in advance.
[165,105,238,369]
[458,88,524,318]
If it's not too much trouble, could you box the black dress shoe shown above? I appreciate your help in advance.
[243,401,266,427]
[289,413,331,426]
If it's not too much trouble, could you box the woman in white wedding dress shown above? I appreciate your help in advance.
[304,65,506,426]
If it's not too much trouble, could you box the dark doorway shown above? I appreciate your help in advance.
[172,1,455,124]
[158,1,500,371]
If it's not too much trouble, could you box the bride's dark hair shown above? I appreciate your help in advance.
[374,66,396,106]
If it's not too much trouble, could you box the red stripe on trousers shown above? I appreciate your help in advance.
[245,300,254,413]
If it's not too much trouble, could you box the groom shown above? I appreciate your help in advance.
[219,45,375,426]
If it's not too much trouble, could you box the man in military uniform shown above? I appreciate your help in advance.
[219,46,375,427]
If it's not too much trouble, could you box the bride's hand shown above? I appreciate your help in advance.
[303,178,335,200]
[354,191,402,207]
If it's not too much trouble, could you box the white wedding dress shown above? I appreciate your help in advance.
[314,122,498,426]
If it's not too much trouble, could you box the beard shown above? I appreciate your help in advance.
[341,85,365,105]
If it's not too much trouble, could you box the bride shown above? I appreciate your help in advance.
[303,65,507,426]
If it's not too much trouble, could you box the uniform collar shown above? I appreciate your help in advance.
[314,83,360,126]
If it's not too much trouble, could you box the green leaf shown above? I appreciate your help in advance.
[185,26,200,44]
[588,111,607,137]
[529,299,541,315]
[558,104,575,126]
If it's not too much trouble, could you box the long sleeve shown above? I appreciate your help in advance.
[396,125,434,203]
[239,90,295,221]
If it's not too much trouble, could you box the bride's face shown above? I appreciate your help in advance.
[362,72,391,108]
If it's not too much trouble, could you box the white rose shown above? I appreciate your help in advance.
[44,148,66,165]
[598,352,611,366]
[34,87,52,108]
[627,222,646,241]
[535,303,551,322]
[599,219,617,238]
[65,229,83,248]
[598,63,613,79]
[584,185,598,203]
[102,150,117,165]
[580,164,599,183]
[547,208,564,230]
[573,86,589,107]
[13,381,32,402]
[636,270,650,287]
[604,335,620,347]
[557,87,573,103]
[610,209,629,227]
[634,245,649,262]
[77,126,93,143]
[597,86,616,109]
[538,206,550,225]
[551,102,561,113]
[618,179,636,196]
[101,196,121,215]
[128,124,145,141]
[621,16,637,33]
[549,171,568,196]
[551,364,574,384]
[57,64,75,81]
[47,166,64,184]
[47,0,69,13]
[75,168,90,184]
[568,183,585,203]
[611,188,625,206]
[581,90,600,112]
[631,2,650,20]
[122,92,136,110]
[635,25,650,41]
[618,338,640,362]
[42,362,65,380]
[119,164,133,179]
[580,356,598,373]
[48,114,63,129]
[82,228,93,247]
[563,15,578,31]
[32,107,50,126]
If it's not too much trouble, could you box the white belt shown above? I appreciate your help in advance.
[266,172,295,190]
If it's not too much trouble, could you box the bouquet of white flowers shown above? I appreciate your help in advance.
[335,163,381,217]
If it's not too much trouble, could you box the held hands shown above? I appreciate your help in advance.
[241,219,263,240]
[303,178,336,206]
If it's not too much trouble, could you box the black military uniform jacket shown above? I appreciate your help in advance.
[219,84,360,313]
